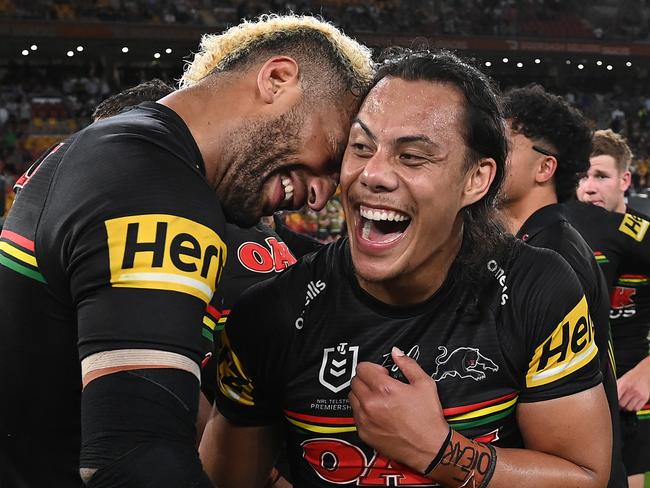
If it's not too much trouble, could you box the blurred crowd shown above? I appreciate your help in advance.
[2,0,650,41]
[3,0,650,236]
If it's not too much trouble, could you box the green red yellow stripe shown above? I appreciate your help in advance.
[593,251,609,264]
[284,392,519,434]
[201,305,230,342]
[0,230,45,283]
[617,274,649,287]
[637,403,650,420]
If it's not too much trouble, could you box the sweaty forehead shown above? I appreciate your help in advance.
[359,77,466,138]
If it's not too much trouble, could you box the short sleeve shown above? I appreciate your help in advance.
[215,277,292,426]
[39,126,227,365]
[511,247,602,402]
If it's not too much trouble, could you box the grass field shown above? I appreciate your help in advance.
[646,472,650,488]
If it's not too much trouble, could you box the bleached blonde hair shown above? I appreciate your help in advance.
[179,14,374,99]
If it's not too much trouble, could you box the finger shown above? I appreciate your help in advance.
[354,362,393,393]
[632,398,646,412]
[348,390,361,413]
[617,380,628,402]
[620,393,635,411]
[350,374,374,399]
[391,347,431,385]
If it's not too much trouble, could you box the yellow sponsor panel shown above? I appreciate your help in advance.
[619,213,650,242]
[527,295,598,388]
[105,214,226,303]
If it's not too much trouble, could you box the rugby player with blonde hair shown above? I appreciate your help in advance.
[0,14,373,488]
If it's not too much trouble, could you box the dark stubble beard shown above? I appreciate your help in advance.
[216,105,305,227]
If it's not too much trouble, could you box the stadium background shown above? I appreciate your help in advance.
[1,1,649,483]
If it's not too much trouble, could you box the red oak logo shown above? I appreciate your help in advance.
[301,431,499,486]
[237,237,297,273]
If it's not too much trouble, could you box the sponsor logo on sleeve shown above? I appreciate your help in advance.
[105,214,226,303]
[526,295,597,388]
[619,213,650,242]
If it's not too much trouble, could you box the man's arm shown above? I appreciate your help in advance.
[617,355,650,411]
[350,349,611,488]
[199,405,281,487]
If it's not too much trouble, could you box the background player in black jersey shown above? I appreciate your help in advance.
[0,14,374,488]
[92,79,175,121]
[577,130,650,488]
[207,50,612,488]
[497,84,627,488]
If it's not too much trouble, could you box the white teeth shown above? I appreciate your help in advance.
[281,175,294,202]
[359,206,410,223]
[362,220,371,240]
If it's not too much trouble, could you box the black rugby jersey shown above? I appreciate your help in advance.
[0,102,226,487]
[201,222,297,403]
[517,203,626,488]
[564,201,650,378]
[216,238,601,487]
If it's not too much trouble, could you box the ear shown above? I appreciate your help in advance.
[461,157,497,207]
[256,56,300,104]
[535,155,557,184]
[620,170,632,192]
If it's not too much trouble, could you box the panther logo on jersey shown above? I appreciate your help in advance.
[319,342,359,393]
[432,346,498,381]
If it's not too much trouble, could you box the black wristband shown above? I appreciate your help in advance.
[423,426,453,476]
[478,442,497,488]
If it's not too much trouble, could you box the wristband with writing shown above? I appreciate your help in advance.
[424,429,497,488]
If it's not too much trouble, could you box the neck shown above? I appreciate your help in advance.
[158,76,246,188]
[500,186,557,235]
[357,221,464,307]
[614,199,627,213]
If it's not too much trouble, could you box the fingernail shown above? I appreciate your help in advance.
[392,346,405,357]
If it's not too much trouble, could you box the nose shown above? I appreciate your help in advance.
[580,176,597,195]
[306,175,338,211]
[359,154,398,193]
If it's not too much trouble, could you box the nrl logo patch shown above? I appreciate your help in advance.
[432,346,498,381]
[319,342,359,393]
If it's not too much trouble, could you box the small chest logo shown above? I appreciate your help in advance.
[432,346,498,382]
[319,342,359,393]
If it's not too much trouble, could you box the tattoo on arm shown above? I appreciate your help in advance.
[426,430,497,488]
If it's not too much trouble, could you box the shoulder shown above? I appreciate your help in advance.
[233,239,345,315]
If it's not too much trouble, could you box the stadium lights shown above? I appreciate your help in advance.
[597,60,603,66]
[76,46,84,52]
[626,61,633,67]
[154,52,161,59]
[67,50,74,57]
[565,59,571,65]
[607,65,613,70]
[30,44,37,51]
[502,57,509,63]
[484,61,492,67]
[516,62,523,68]
[578,64,584,70]
[165,48,172,54]
[534,58,541,64]
[21,49,29,56]
[122,47,129,53]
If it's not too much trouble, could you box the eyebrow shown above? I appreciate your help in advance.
[353,117,440,149]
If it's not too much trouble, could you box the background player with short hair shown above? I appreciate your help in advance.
[0,14,374,487]
[207,49,612,488]
[498,84,626,488]
[576,129,650,488]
